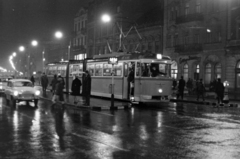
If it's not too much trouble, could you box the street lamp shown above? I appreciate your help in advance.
[54,31,71,61]
[12,52,16,57]
[55,31,63,39]
[101,13,142,52]
[19,40,38,77]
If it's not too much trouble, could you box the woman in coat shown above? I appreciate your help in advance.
[71,75,82,104]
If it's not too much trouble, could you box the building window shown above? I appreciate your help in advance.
[194,64,200,80]
[205,63,212,84]
[185,3,190,15]
[171,7,174,20]
[215,63,221,79]
[183,64,188,81]
[196,0,201,13]
[218,32,222,42]
[174,34,178,46]
[171,61,178,79]
[194,34,200,43]
[236,61,240,88]
[237,23,240,39]
[206,32,212,43]
[155,41,160,52]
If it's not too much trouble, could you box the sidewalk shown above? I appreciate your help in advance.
[170,93,240,107]
[38,89,130,111]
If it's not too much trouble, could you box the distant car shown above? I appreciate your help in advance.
[4,79,41,107]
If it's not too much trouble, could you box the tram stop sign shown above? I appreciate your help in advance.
[108,57,118,64]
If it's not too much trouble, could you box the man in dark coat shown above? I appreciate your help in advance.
[177,76,186,100]
[41,72,48,94]
[196,79,205,101]
[71,75,82,104]
[82,70,91,106]
[215,78,224,104]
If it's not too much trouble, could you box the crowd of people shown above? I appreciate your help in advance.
[37,70,92,107]
[174,77,225,104]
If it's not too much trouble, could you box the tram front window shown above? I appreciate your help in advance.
[141,63,170,77]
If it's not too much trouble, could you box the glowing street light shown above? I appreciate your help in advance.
[55,31,63,39]
[12,52,17,57]
[31,40,38,46]
[101,14,111,23]
[19,46,25,52]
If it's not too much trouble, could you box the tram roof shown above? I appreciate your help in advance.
[93,52,171,61]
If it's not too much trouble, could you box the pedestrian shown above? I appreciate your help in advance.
[127,67,134,96]
[215,78,224,104]
[177,76,185,100]
[82,70,91,106]
[186,78,193,94]
[50,74,58,95]
[54,76,65,105]
[30,75,35,86]
[196,79,205,101]
[71,75,82,104]
[41,72,49,94]
[172,79,177,90]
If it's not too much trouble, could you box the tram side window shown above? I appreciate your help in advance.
[113,63,123,76]
[95,64,103,76]
[141,63,170,77]
[103,64,112,76]
[87,64,95,76]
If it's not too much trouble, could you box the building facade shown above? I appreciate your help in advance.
[86,0,164,57]
[72,7,88,60]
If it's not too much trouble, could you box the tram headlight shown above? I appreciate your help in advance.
[130,96,135,101]
[35,90,40,96]
[156,54,162,59]
[13,91,19,96]
[158,88,163,93]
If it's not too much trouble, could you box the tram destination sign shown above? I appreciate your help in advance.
[108,57,118,64]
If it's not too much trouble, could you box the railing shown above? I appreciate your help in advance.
[176,13,204,24]
[175,43,203,53]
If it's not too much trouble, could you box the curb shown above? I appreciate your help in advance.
[39,96,131,111]
[170,99,239,108]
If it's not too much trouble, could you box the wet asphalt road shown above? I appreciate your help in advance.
[0,97,240,159]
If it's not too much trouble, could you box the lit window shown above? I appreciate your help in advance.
[205,63,212,84]
[183,64,188,81]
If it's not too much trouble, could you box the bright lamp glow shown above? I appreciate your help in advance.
[35,90,40,96]
[102,14,111,23]
[157,54,162,59]
[31,40,38,46]
[207,29,211,33]
[19,46,25,52]
[158,88,163,93]
[13,91,18,96]
[55,31,63,39]
[12,52,17,57]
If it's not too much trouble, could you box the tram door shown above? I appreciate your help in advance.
[122,62,129,99]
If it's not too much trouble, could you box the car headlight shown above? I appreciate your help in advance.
[13,91,19,96]
[158,88,163,93]
[35,90,40,96]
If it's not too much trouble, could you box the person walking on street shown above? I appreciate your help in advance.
[186,78,193,94]
[30,75,35,86]
[177,76,185,100]
[55,76,65,105]
[127,67,134,97]
[50,74,58,95]
[41,72,48,94]
[71,75,82,104]
[215,78,225,104]
[196,79,205,101]
[82,70,91,106]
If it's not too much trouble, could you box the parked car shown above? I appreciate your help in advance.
[4,79,41,107]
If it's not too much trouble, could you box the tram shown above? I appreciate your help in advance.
[45,52,173,104]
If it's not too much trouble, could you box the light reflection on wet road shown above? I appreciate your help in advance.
[0,97,240,158]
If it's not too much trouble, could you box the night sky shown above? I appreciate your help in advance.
[0,0,88,70]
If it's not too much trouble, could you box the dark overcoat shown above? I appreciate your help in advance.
[71,77,82,96]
